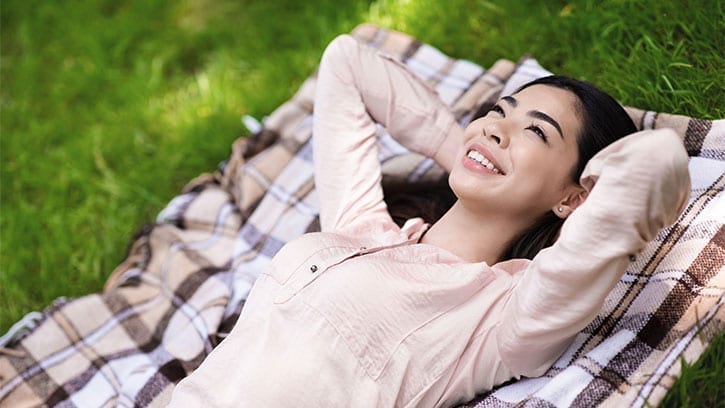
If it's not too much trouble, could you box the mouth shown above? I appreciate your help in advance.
[465,149,505,175]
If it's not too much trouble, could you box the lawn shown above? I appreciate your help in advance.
[1,0,722,406]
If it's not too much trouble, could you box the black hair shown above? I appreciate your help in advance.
[384,75,637,260]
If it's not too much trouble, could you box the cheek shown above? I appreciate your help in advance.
[463,118,484,141]
[513,149,574,198]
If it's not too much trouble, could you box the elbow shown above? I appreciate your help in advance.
[319,34,359,74]
[619,128,691,236]
[667,131,691,218]
[649,128,689,183]
[648,128,691,227]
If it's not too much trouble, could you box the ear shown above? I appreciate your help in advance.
[552,185,588,219]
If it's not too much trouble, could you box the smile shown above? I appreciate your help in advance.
[466,150,503,174]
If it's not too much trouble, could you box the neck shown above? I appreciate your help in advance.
[421,200,529,264]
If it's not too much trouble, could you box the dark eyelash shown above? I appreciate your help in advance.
[490,105,504,116]
[527,123,548,143]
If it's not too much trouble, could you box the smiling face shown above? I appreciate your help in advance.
[448,84,584,223]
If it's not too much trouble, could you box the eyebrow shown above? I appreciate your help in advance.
[501,95,517,107]
[501,95,564,140]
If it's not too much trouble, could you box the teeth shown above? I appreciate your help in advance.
[467,150,501,174]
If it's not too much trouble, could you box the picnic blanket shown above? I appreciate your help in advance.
[1,24,723,408]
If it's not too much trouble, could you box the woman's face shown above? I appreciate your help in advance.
[448,84,583,221]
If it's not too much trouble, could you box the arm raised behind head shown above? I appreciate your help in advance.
[496,128,690,377]
[313,35,464,232]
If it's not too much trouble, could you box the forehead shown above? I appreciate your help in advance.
[512,84,582,140]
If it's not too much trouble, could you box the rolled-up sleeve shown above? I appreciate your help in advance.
[313,35,463,233]
[496,128,691,377]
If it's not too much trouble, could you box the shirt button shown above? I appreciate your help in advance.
[628,254,636,262]
[310,264,318,273]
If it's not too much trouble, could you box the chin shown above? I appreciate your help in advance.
[448,170,490,201]
[448,180,488,208]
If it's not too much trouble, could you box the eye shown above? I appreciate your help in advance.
[527,123,549,144]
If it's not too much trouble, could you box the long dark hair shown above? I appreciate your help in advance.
[384,75,637,260]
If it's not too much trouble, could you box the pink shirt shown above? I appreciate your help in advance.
[168,35,690,407]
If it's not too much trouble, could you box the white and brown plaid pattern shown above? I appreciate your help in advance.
[1,24,722,407]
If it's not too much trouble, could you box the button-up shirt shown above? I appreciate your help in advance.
[168,35,690,408]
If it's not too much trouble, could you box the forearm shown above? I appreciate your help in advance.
[313,35,465,231]
[319,34,464,170]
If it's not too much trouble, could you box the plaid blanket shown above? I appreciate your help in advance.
[1,24,723,408]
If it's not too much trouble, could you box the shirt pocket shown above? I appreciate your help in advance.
[300,255,491,381]
[263,238,360,304]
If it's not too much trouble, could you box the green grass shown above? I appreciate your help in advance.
[663,332,724,408]
[1,0,722,406]
[1,0,371,327]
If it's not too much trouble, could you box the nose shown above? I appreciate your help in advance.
[483,122,509,148]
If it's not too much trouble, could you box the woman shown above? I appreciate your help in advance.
[168,35,690,407]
